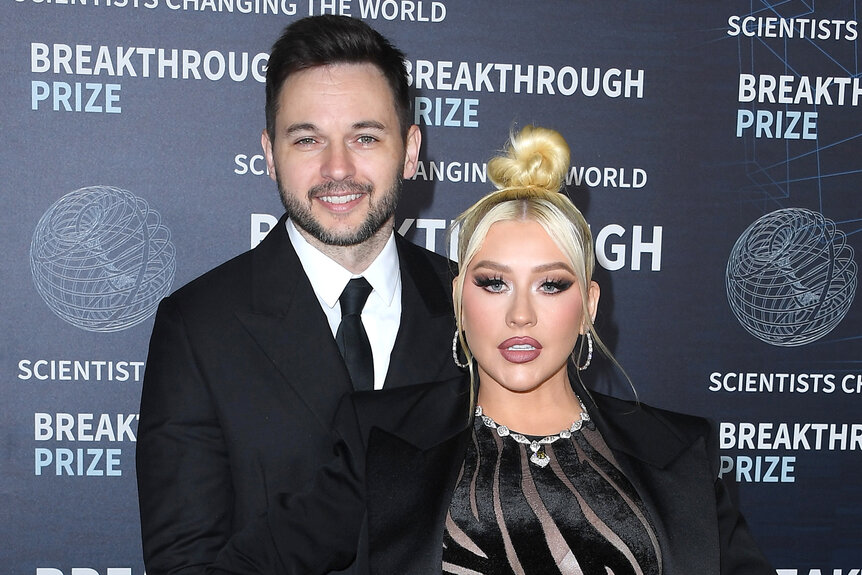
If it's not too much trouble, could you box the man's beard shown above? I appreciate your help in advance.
[278,175,402,247]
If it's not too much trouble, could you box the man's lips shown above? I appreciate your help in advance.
[498,337,542,363]
[310,182,371,212]
[313,191,366,213]
[317,192,364,205]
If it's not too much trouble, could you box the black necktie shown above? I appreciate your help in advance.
[336,277,374,391]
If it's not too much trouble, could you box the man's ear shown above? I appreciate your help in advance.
[402,124,421,178]
[261,129,277,183]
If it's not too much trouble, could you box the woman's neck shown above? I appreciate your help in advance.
[476,376,584,436]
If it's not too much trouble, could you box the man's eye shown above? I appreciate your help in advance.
[357,135,378,144]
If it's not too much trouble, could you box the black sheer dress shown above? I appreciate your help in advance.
[442,405,662,575]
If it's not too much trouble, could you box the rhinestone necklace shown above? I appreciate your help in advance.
[474,402,591,468]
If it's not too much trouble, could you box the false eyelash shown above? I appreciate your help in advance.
[473,275,504,287]
[541,278,573,292]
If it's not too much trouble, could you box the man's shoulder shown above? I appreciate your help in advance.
[166,218,294,310]
[166,248,256,309]
[395,236,457,316]
[396,234,456,276]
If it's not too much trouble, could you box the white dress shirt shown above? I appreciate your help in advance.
[286,219,402,390]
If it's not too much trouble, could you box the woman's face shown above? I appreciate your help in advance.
[459,219,599,395]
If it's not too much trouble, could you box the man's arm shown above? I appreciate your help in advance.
[137,296,234,575]
[207,395,367,575]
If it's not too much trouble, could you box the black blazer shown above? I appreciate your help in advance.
[136,214,462,575]
[209,373,774,575]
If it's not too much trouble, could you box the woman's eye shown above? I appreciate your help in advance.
[540,280,572,294]
[474,277,507,293]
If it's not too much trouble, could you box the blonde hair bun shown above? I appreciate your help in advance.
[487,125,570,193]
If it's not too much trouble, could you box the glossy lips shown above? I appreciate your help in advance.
[498,336,542,363]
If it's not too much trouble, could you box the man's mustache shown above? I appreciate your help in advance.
[308,180,373,199]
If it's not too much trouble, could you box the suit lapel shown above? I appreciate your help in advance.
[384,235,457,388]
[235,215,352,428]
[237,224,455,418]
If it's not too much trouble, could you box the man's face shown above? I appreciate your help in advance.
[263,63,420,247]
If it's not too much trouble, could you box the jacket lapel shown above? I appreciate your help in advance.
[366,429,471,575]
[578,377,721,575]
[353,377,472,574]
[384,235,458,388]
[235,215,353,428]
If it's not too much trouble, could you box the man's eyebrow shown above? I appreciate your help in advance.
[353,120,387,131]
[285,122,317,135]
[285,120,388,135]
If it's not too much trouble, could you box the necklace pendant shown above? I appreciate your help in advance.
[475,401,590,471]
[530,450,550,468]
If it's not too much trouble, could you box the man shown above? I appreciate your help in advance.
[136,15,462,575]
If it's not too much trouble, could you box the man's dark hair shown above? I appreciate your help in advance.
[265,15,412,140]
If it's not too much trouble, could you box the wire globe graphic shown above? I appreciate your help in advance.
[30,186,176,332]
[726,208,857,347]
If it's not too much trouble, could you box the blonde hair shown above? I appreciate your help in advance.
[451,125,629,401]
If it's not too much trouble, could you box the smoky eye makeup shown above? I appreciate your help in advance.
[539,278,574,294]
[473,274,507,292]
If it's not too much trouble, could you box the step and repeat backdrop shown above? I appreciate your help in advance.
[2,0,860,573]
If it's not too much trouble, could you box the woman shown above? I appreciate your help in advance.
[209,126,773,575]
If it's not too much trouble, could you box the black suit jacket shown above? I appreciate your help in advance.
[209,372,774,575]
[136,214,462,575]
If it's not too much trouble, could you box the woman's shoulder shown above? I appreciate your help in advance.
[592,390,713,437]
[586,389,717,468]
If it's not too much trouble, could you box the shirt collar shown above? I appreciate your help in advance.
[286,218,400,309]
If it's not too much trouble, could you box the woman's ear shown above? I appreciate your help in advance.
[582,280,600,333]
[452,276,462,329]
